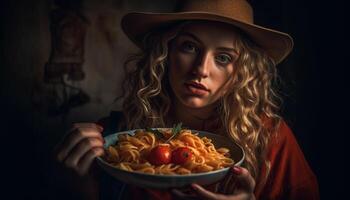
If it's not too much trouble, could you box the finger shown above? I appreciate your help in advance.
[61,123,104,142]
[62,123,104,147]
[171,189,198,200]
[77,147,104,176]
[63,137,104,170]
[72,123,104,132]
[191,184,226,200]
[225,176,239,195]
[57,129,103,162]
[217,168,233,193]
[219,171,236,194]
[56,128,104,162]
[231,166,256,193]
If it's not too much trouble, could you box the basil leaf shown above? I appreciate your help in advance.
[165,122,183,143]
[172,122,182,135]
[145,127,164,139]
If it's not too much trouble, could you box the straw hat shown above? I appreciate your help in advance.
[121,0,293,64]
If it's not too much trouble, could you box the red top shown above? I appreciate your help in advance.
[254,121,319,199]
[127,121,320,200]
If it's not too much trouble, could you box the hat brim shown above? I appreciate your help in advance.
[121,12,294,64]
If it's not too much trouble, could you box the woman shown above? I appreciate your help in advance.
[54,0,319,199]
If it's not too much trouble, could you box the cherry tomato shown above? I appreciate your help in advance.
[148,145,171,166]
[171,147,193,165]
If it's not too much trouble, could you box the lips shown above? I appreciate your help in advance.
[184,81,209,96]
[185,81,209,91]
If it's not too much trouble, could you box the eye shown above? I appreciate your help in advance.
[215,54,232,65]
[180,41,198,53]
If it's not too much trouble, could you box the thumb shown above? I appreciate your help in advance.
[231,166,256,193]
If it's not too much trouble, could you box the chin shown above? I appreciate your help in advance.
[180,97,209,109]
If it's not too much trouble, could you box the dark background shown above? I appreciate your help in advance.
[1,0,345,199]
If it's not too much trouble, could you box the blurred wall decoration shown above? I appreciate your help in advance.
[42,0,89,117]
[29,0,178,126]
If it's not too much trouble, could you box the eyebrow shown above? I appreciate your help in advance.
[177,32,202,44]
[177,32,239,55]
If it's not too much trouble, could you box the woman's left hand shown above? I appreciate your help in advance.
[172,166,256,200]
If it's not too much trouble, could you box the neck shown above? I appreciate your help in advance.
[169,100,220,132]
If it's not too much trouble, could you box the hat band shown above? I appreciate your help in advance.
[176,0,254,24]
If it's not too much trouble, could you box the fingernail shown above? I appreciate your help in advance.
[191,183,199,190]
[95,123,104,131]
[232,166,242,175]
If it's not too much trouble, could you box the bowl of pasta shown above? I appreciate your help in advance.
[96,125,245,189]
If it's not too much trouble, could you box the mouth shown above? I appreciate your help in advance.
[184,81,209,96]
[185,81,209,91]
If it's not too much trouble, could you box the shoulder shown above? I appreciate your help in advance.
[267,120,319,194]
[256,119,320,199]
[261,117,297,149]
[270,120,297,146]
[263,119,318,182]
[266,120,308,162]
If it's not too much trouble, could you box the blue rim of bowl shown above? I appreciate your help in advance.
[96,129,245,178]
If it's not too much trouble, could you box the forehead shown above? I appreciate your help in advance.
[177,21,239,45]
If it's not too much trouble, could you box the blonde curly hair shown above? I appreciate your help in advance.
[118,22,282,181]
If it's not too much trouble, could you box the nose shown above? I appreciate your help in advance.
[192,51,211,78]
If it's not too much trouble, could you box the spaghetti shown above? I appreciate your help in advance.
[103,129,234,175]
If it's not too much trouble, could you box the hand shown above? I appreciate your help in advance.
[172,166,256,200]
[54,123,105,177]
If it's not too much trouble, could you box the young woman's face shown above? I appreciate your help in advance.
[168,22,239,109]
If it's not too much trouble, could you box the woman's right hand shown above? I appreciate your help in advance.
[54,123,105,177]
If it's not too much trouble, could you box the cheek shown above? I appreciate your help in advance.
[169,52,195,75]
[220,77,234,95]
[211,66,235,93]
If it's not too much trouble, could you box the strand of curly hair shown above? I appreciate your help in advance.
[220,32,282,185]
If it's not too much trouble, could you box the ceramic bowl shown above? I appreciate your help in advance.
[96,129,245,189]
